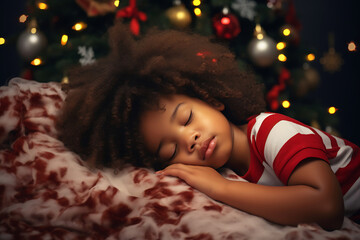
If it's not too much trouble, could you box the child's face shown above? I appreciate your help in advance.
[140,94,233,169]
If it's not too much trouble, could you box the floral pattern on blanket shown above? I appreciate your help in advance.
[1,78,360,240]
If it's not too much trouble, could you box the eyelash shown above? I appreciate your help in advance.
[168,110,193,162]
[169,144,177,162]
[184,110,193,126]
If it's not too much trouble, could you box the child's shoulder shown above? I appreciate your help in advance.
[247,112,313,139]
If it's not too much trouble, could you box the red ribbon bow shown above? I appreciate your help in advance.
[116,0,147,36]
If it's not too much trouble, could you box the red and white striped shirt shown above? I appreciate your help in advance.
[244,113,360,220]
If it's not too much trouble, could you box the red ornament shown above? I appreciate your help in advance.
[212,12,241,40]
[116,0,147,36]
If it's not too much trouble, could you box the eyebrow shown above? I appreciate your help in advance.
[156,102,185,156]
[171,102,184,122]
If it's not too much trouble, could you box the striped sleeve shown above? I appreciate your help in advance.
[251,113,328,184]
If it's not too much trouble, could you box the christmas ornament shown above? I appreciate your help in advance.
[320,34,343,73]
[248,24,277,67]
[212,7,241,40]
[231,0,257,21]
[17,19,47,61]
[116,0,147,36]
[296,64,320,97]
[320,49,343,73]
[78,46,96,66]
[166,1,192,29]
[266,67,290,111]
[267,0,283,10]
[76,0,117,17]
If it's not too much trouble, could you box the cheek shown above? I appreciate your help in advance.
[201,110,229,130]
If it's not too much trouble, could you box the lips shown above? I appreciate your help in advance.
[200,136,216,160]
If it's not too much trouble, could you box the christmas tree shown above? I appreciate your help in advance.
[1,0,359,145]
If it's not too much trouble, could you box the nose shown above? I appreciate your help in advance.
[187,132,200,153]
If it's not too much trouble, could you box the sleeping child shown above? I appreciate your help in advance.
[57,21,360,231]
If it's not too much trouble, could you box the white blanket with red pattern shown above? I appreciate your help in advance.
[1,78,360,240]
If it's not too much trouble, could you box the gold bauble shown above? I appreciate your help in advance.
[166,4,192,29]
[296,64,320,97]
[320,48,343,73]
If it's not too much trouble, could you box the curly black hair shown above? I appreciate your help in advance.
[57,20,266,170]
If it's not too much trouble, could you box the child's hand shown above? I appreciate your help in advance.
[157,163,228,199]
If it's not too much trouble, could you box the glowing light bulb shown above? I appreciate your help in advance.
[62,76,69,84]
[348,41,356,52]
[278,54,287,62]
[61,35,68,46]
[31,58,42,66]
[72,22,87,31]
[306,53,315,61]
[38,2,48,10]
[0,37,5,45]
[194,8,201,16]
[19,14,28,23]
[30,27,37,34]
[256,33,264,40]
[282,28,291,36]
[114,0,120,7]
[276,42,286,50]
[192,0,201,6]
[282,100,290,108]
[328,107,337,114]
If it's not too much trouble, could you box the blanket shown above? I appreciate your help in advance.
[1,78,360,240]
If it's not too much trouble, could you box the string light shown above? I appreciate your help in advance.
[72,22,87,31]
[61,34,68,46]
[328,106,338,114]
[194,8,202,16]
[19,14,28,23]
[31,58,42,66]
[0,37,5,45]
[348,41,356,52]
[282,100,291,108]
[282,28,291,36]
[278,53,287,62]
[306,53,315,61]
[114,0,120,7]
[37,1,48,10]
[276,42,286,50]
[192,0,201,6]
[256,33,264,40]
[61,76,69,85]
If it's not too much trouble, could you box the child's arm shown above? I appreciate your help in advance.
[159,159,344,231]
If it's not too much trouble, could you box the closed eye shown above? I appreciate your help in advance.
[168,144,177,162]
[184,110,192,126]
